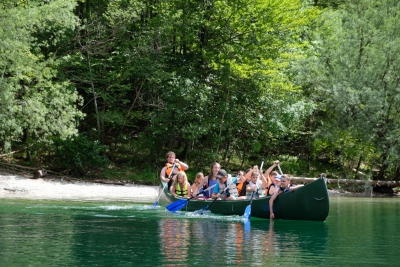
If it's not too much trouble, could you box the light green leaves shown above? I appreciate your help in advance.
[297,0,400,177]
[0,0,83,148]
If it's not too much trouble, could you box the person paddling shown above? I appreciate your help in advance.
[198,162,220,199]
[211,169,246,200]
[160,151,188,191]
[245,166,269,199]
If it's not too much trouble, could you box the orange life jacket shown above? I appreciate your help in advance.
[237,181,249,197]
[165,163,183,177]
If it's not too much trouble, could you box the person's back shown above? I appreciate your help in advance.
[237,168,251,197]
[266,175,281,196]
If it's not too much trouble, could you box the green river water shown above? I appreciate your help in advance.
[0,196,399,266]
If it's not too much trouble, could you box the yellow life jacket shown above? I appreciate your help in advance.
[176,183,188,196]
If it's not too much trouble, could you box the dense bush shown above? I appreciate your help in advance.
[51,136,109,176]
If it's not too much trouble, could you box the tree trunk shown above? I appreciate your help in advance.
[354,155,362,179]
[377,154,388,180]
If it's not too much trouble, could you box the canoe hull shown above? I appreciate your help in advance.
[159,177,329,221]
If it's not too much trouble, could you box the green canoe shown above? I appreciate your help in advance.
[159,177,329,221]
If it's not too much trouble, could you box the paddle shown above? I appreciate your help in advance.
[243,159,264,221]
[199,197,219,212]
[166,184,216,212]
[196,179,235,213]
[153,163,176,206]
[277,164,283,175]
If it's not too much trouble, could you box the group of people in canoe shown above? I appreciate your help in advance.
[160,151,303,218]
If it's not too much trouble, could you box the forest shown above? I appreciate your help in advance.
[1,0,400,183]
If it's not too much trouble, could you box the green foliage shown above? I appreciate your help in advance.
[295,0,400,179]
[55,0,323,176]
[6,0,391,182]
[130,0,321,163]
[0,0,84,151]
[51,135,110,176]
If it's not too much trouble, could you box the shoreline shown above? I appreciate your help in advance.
[0,171,160,202]
[1,170,395,202]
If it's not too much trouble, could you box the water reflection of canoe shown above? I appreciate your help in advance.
[160,177,329,221]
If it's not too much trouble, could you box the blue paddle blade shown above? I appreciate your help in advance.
[153,201,159,207]
[244,219,251,232]
[243,204,251,220]
[166,199,189,212]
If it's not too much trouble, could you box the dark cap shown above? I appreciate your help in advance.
[216,169,227,179]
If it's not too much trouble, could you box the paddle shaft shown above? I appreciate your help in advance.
[154,163,176,206]
[255,160,265,189]
[249,191,255,205]
[203,197,219,210]
[243,159,264,220]
[198,177,238,212]
[187,183,217,201]
[278,164,283,175]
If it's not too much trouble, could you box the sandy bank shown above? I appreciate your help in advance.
[0,171,160,202]
[1,170,389,202]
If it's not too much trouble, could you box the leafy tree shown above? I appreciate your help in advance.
[296,0,400,179]
[0,0,84,155]
[54,0,321,172]
[51,135,109,176]
[134,0,320,166]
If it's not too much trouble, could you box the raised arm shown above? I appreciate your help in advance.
[264,160,279,178]
[175,159,188,170]
[259,171,269,189]
[245,165,257,181]
[237,171,245,183]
